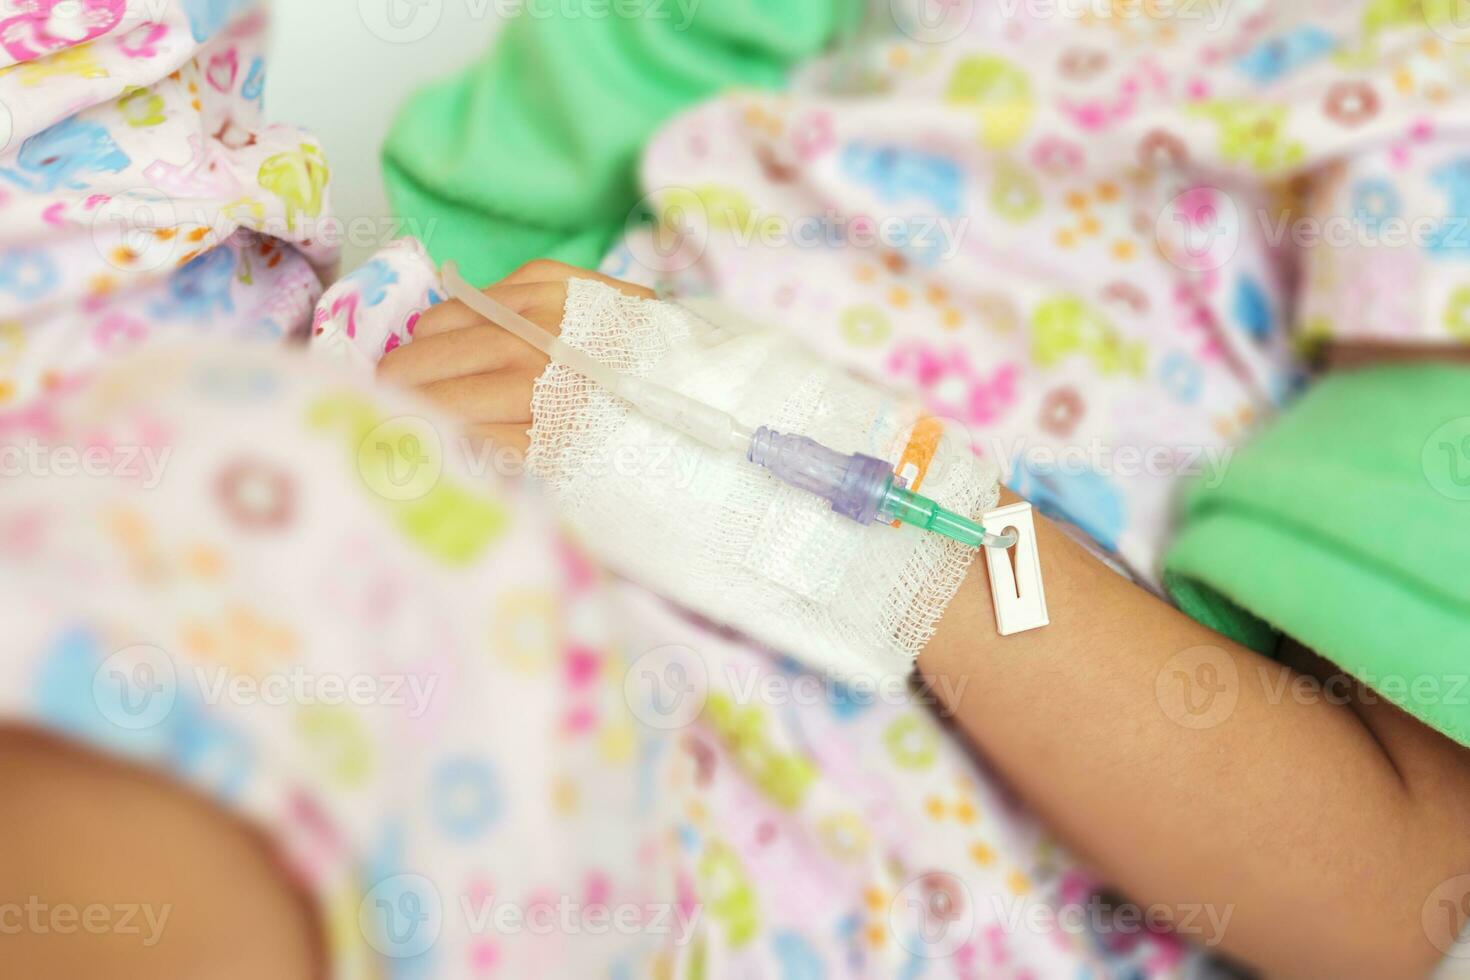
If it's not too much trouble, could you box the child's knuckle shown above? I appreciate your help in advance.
[512,257,568,281]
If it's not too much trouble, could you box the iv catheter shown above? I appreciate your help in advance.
[441,262,1017,551]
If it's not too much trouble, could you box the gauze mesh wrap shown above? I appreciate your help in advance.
[527,280,1001,681]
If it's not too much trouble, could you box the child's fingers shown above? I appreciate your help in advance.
[497,260,658,301]
[496,259,580,286]
[412,299,476,339]
[415,371,535,424]
[378,325,545,388]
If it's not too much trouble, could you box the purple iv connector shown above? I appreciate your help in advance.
[747,426,898,525]
[746,426,1013,549]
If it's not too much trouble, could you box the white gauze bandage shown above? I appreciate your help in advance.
[527,280,1001,681]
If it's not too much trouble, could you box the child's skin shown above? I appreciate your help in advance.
[0,728,322,979]
[384,259,1470,979]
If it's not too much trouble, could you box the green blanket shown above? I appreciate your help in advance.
[1166,365,1470,746]
[383,2,855,285]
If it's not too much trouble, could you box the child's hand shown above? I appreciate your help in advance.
[376,259,655,453]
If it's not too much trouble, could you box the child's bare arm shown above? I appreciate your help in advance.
[922,490,1470,979]
[0,728,320,979]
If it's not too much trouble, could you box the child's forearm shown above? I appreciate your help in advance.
[920,493,1470,978]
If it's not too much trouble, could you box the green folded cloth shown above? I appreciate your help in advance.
[383,2,856,285]
[1166,364,1470,746]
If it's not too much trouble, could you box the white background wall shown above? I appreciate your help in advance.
[265,1,505,272]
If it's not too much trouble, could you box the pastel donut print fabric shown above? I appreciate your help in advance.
[0,0,334,413]
[615,0,1470,583]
